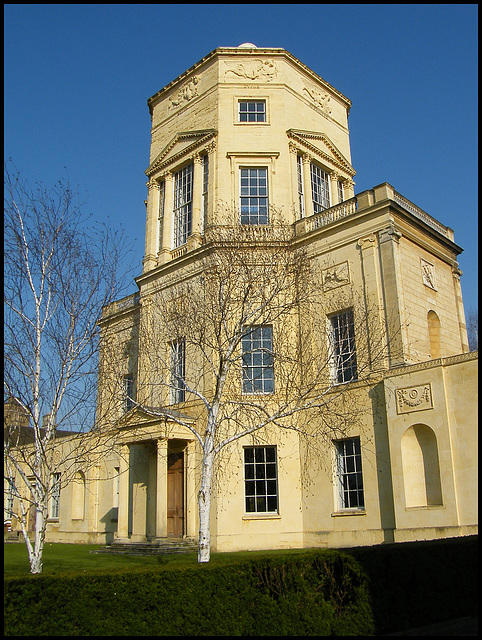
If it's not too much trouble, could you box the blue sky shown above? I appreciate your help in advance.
[4,4,478,312]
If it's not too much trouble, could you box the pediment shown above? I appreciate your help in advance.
[287,129,355,177]
[117,405,194,429]
[146,129,217,178]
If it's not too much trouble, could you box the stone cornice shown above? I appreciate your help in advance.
[383,350,477,379]
[147,47,351,114]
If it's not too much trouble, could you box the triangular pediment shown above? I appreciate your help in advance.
[117,405,194,429]
[287,129,355,177]
[146,129,217,177]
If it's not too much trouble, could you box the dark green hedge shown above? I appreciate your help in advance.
[346,535,478,634]
[4,549,374,636]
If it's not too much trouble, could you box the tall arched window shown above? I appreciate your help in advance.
[401,424,443,507]
[71,471,85,520]
[427,310,441,359]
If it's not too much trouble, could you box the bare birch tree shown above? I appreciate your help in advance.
[131,220,392,562]
[4,163,132,573]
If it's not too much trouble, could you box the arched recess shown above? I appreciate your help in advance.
[71,471,86,520]
[427,310,441,359]
[401,424,443,507]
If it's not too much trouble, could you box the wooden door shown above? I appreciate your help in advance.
[167,452,184,538]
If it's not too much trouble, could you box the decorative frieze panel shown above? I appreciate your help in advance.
[224,59,278,82]
[303,84,332,115]
[421,258,437,290]
[169,75,201,109]
[322,261,351,291]
[396,383,433,414]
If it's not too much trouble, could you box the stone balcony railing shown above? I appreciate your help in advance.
[101,291,140,320]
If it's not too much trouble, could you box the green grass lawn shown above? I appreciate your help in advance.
[4,542,311,577]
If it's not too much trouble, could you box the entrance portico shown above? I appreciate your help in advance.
[114,410,197,543]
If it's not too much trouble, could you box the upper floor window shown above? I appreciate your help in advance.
[202,154,209,227]
[238,100,266,122]
[337,179,344,204]
[158,179,165,253]
[169,338,186,404]
[123,375,135,413]
[330,310,358,384]
[173,164,193,248]
[240,167,269,225]
[311,162,330,212]
[334,437,364,510]
[242,325,274,394]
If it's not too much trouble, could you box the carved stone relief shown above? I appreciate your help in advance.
[303,85,332,114]
[224,59,278,82]
[169,75,201,109]
[396,383,433,414]
[421,258,436,290]
[322,261,350,291]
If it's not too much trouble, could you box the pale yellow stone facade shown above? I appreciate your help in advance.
[5,45,477,550]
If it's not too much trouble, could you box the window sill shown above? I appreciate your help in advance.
[331,509,366,517]
[242,513,281,520]
[405,504,444,511]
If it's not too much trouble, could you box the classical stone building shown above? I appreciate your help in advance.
[5,45,477,551]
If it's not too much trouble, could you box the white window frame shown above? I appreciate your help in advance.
[311,162,331,212]
[50,472,61,519]
[169,338,186,404]
[123,374,135,413]
[329,309,358,384]
[242,325,274,394]
[173,163,193,248]
[334,437,365,510]
[238,100,267,123]
[239,167,269,225]
[244,446,278,514]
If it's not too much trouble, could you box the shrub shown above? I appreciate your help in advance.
[4,549,374,636]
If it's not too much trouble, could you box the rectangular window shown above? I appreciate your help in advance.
[337,179,344,204]
[244,446,278,513]
[311,163,330,212]
[297,155,305,218]
[170,338,186,404]
[6,477,15,518]
[50,473,61,519]
[202,154,209,229]
[158,180,165,253]
[335,437,364,509]
[240,167,269,225]
[330,310,358,384]
[123,375,135,413]
[238,100,266,122]
[173,164,193,248]
[242,326,274,394]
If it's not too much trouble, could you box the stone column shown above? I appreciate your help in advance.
[452,266,469,352]
[330,172,340,206]
[302,155,314,219]
[143,179,160,273]
[155,438,168,539]
[188,154,203,250]
[158,172,173,264]
[115,443,130,541]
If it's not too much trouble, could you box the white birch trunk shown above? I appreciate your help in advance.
[197,448,214,563]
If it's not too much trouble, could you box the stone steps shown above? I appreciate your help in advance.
[93,538,198,556]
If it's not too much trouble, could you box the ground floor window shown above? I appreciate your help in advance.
[50,472,61,519]
[334,437,364,509]
[244,446,278,513]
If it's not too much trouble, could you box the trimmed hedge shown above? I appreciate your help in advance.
[346,535,478,635]
[4,549,374,636]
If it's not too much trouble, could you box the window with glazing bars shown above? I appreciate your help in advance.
[242,326,274,394]
[158,179,165,253]
[238,100,266,122]
[330,310,358,383]
[169,338,186,404]
[337,179,344,204]
[311,162,330,212]
[335,437,364,509]
[173,164,193,247]
[244,446,278,513]
[123,375,135,412]
[50,473,61,519]
[240,167,269,224]
[297,155,305,217]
